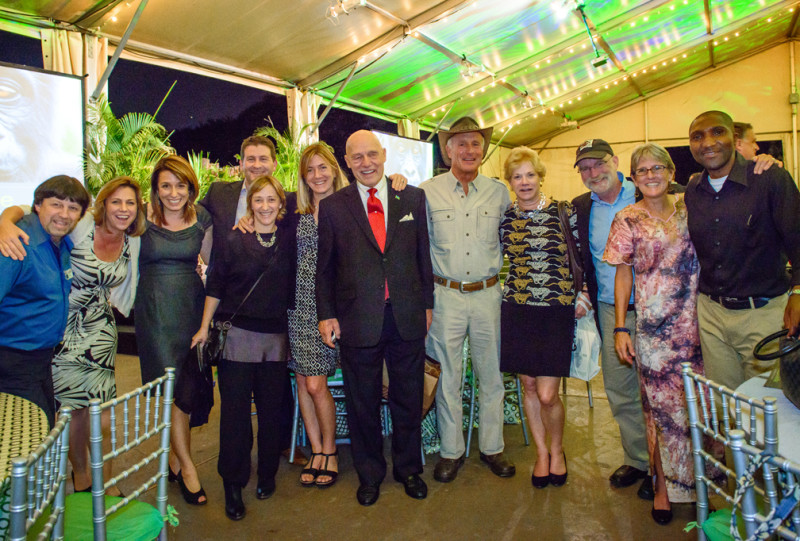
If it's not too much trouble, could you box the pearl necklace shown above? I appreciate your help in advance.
[255,231,276,248]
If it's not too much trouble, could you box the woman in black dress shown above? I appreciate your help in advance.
[499,147,590,490]
[192,175,296,521]
[135,155,213,505]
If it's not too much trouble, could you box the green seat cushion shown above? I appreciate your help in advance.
[701,508,748,541]
[63,492,164,541]
[328,368,344,385]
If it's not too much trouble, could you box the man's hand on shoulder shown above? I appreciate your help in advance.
[753,154,783,175]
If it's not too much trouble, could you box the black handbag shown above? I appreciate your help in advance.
[201,249,277,367]
[556,200,584,293]
[753,329,800,409]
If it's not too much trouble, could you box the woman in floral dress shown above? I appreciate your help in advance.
[604,143,716,525]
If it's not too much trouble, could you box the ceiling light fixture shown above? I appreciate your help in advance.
[326,0,367,23]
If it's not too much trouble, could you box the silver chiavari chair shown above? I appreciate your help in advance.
[8,408,72,541]
[64,368,174,541]
[730,429,800,540]
[682,362,779,541]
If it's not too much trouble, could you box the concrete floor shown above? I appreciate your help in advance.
[104,354,703,540]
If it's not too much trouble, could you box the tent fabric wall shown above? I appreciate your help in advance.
[41,29,108,102]
[503,43,798,204]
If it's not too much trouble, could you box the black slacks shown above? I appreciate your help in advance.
[0,345,56,427]
[217,359,288,487]
[340,303,425,486]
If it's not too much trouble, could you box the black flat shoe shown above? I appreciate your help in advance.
[651,505,673,525]
[609,465,647,488]
[168,467,180,483]
[315,451,339,489]
[531,454,550,489]
[549,452,568,487]
[224,482,245,521]
[393,473,427,500]
[356,483,380,506]
[178,471,208,506]
[256,478,275,500]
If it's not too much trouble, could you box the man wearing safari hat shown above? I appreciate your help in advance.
[420,117,515,482]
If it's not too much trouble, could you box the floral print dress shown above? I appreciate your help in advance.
[604,195,707,503]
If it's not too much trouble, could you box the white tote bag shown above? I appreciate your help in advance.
[570,311,601,381]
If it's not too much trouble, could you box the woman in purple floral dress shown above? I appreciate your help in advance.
[604,143,714,526]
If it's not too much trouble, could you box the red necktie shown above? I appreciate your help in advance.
[367,188,389,299]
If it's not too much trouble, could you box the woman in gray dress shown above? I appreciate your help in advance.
[135,155,212,505]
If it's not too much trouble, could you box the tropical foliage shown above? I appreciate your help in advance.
[187,150,240,201]
[254,118,312,193]
[84,92,174,199]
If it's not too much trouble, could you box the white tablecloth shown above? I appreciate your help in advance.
[736,375,800,463]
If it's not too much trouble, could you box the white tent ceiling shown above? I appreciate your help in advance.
[1,0,798,146]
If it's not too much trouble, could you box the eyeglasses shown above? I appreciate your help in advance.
[633,164,669,177]
[577,157,610,174]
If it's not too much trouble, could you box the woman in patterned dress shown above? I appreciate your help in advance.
[288,143,348,487]
[51,176,145,493]
[499,147,590,490]
[604,143,708,525]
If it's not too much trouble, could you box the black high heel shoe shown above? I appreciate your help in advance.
[71,472,91,493]
[549,452,568,487]
[531,454,550,489]
[315,450,339,488]
[168,467,180,483]
[177,471,208,505]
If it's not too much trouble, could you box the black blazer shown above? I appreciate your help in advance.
[316,181,434,348]
[200,180,298,261]
[572,192,601,328]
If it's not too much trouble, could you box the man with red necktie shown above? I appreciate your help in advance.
[316,130,434,506]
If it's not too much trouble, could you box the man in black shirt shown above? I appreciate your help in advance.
[685,110,800,390]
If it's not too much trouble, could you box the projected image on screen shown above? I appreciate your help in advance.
[373,131,433,187]
[0,62,83,210]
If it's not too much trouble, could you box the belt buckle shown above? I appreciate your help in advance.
[459,280,469,293]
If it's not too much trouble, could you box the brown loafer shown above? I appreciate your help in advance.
[479,452,516,478]
[433,455,465,483]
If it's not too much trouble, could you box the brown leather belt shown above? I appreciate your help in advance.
[433,274,499,293]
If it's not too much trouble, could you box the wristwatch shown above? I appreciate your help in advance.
[789,286,800,297]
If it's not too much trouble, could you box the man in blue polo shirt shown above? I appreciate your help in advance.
[572,140,651,499]
[0,175,89,426]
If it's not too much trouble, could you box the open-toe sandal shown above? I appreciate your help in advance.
[315,451,339,489]
[300,452,321,487]
[177,471,208,505]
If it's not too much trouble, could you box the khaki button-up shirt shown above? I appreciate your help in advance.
[420,171,511,282]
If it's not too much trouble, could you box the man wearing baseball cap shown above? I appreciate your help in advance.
[420,117,515,482]
[571,139,652,498]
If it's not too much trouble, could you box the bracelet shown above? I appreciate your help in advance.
[613,327,630,335]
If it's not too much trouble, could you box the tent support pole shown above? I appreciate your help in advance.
[483,125,515,165]
[791,41,798,183]
[314,62,357,131]
[91,0,149,100]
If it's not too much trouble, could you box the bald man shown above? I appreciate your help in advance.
[685,110,800,390]
[316,130,434,506]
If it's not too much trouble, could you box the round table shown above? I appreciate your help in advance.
[736,374,800,463]
[0,393,49,538]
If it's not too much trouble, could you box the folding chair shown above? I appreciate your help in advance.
[729,429,800,540]
[8,408,72,541]
[64,367,175,541]
[681,362,779,541]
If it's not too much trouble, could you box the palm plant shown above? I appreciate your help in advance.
[85,90,175,199]
[254,118,312,192]
[187,150,240,201]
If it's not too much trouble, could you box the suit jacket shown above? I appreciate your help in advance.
[200,180,298,261]
[572,192,601,328]
[316,180,434,348]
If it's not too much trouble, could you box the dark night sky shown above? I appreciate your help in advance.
[0,29,437,167]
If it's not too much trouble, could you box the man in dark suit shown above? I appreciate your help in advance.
[571,139,651,499]
[200,135,297,253]
[316,130,434,506]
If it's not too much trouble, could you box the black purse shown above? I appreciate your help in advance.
[753,329,800,409]
[201,247,278,367]
[556,200,584,293]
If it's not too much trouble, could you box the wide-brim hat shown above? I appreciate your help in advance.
[573,138,615,167]
[437,117,493,166]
